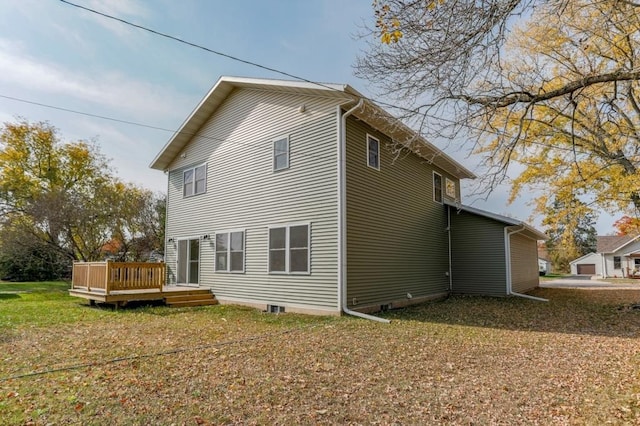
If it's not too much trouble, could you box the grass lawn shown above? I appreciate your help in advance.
[1,282,640,424]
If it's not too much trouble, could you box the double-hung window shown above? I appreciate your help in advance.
[215,230,245,273]
[269,223,310,274]
[367,134,380,170]
[433,172,443,204]
[614,256,621,269]
[273,136,289,171]
[183,164,206,197]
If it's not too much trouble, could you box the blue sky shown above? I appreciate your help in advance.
[0,0,618,234]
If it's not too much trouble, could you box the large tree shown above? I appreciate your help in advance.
[0,120,164,276]
[542,196,597,272]
[357,0,640,219]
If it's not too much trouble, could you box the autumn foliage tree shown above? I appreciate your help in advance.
[613,215,640,236]
[357,0,640,222]
[0,120,164,280]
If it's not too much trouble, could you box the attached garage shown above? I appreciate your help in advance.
[577,264,596,275]
[447,202,547,297]
[570,252,602,276]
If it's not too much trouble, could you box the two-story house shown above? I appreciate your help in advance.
[150,76,546,317]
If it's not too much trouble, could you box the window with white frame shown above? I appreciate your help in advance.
[273,136,289,171]
[269,223,310,274]
[614,256,621,269]
[445,178,456,199]
[366,134,380,170]
[215,230,245,273]
[433,172,443,203]
[183,164,207,197]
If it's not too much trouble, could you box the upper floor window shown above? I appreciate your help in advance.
[215,230,245,273]
[184,164,206,197]
[445,178,456,199]
[367,134,380,170]
[269,223,310,274]
[273,136,289,171]
[433,172,443,203]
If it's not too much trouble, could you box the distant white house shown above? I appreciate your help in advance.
[538,258,551,275]
[570,235,640,277]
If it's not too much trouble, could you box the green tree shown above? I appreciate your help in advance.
[542,197,597,273]
[0,119,165,279]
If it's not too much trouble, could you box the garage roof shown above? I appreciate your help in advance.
[445,200,548,241]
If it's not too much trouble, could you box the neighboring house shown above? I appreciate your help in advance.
[570,235,640,277]
[150,76,546,316]
[538,258,551,275]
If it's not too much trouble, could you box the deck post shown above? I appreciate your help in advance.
[85,263,90,292]
[105,261,111,296]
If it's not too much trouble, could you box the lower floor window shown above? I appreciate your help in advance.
[614,256,621,269]
[269,223,309,274]
[215,230,245,272]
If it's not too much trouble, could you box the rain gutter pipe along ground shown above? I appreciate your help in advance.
[504,225,548,302]
[337,99,391,324]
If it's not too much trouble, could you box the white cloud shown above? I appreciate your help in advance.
[71,0,150,39]
[0,38,190,123]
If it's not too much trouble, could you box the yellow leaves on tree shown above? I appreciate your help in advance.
[477,0,640,221]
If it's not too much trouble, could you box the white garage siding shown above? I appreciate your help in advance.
[570,253,602,276]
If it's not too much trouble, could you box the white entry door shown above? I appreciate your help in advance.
[177,238,199,285]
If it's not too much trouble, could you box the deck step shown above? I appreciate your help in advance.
[164,290,218,308]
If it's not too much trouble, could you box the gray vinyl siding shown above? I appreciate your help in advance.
[164,87,339,310]
[510,234,539,293]
[449,209,507,296]
[345,116,457,308]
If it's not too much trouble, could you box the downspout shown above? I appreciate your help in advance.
[447,206,452,291]
[504,225,548,302]
[337,99,390,324]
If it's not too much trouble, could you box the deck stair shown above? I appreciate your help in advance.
[164,289,218,308]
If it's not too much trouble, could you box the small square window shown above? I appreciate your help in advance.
[367,134,380,170]
[273,137,289,171]
[445,178,456,199]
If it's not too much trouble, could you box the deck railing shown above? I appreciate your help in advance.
[72,261,166,294]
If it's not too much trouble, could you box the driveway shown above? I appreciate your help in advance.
[540,275,640,290]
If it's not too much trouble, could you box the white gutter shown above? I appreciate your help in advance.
[337,100,390,324]
[504,225,548,302]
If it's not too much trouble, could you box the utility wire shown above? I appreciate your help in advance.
[0,94,175,133]
[56,0,425,117]
[57,0,349,98]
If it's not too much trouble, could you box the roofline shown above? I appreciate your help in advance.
[444,200,547,240]
[608,234,640,253]
[569,252,599,264]
[150,76,476,179]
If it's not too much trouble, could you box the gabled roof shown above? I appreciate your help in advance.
[569,252,599,264]
[150,76,475,180]
[596,235,640,253]
[444,200,548,240]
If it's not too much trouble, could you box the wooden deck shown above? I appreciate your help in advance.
[70,261,217,307]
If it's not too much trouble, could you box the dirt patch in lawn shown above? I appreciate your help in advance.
[1,289,640,424]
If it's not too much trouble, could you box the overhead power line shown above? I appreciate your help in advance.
[57,0,347,97]
[56,0,425,117]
